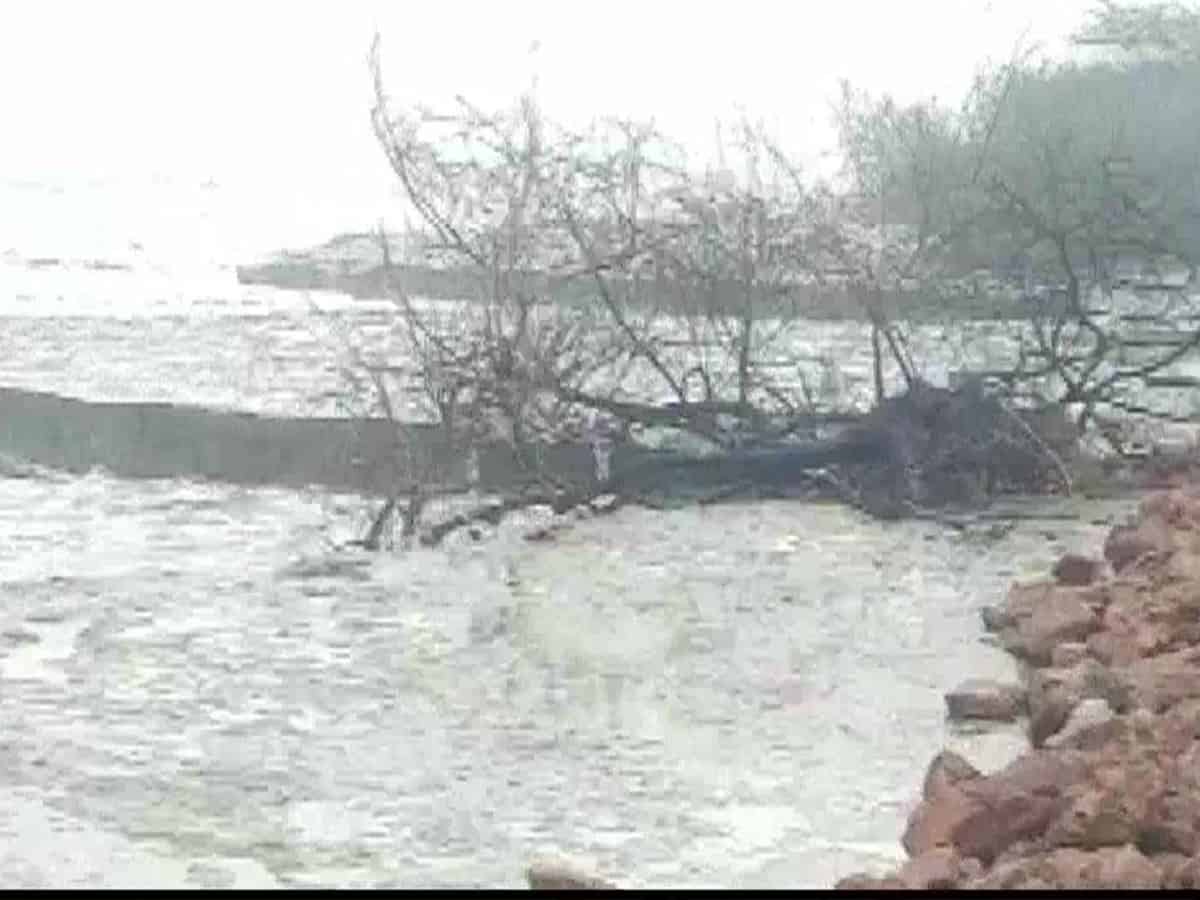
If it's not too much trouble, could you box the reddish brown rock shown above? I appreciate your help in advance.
[948,752,1087,864]
[964,845,1163,889]
[1125,646,1200,712]
[965,858,1044,889]
[994,582,1108,664]
[1093,844,1164,888]
[952,792,1065,865]
[1029,689,1077,748]
[1001,580,1056,622]
[1044,698,1115,750]
[1163,546,1200,582]
[1104,517,1173,572]
[836,485,1200,890]
[1163,854,1200,889]
[1019,591,1102,663]
[920,750,981,802]
[1046,777,1145,849]
[1141,741,1200,855]
[944,679,1026,722]
[1053,553,1103,586]
[1091,576,1200,665]
[897,847,961,889]
[902,781,984,859]
[1139,488,1200,530]
[1087,629,1140,667]
[957,856,983,882]
[1051,641,1089,667]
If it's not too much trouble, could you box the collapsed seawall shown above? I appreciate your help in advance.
[0,386,878,502]
[0,386,608,495]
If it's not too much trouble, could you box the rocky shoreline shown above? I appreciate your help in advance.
[836,480,1200,890]
[522,477,1200,891]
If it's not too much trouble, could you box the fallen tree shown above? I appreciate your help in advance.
[359,376,1078,548]
[341,32,1100,549]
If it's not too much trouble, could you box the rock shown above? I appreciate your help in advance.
[944,679,1026,722]
[1095,586,1180,665]
[921,750,981,802]
[1104,517,1173,572]
[960,748,1094,864]
[1163,545,1200,582]
[833,873,906,890]
[1094,844,1163,888]
[1057,845,1162,888]
[964,845,1164,889]
[1053,553,1103,586]
[1125,646,1200,712]
[1051,641,1089,667]
[1139,488,1200,529]
[897,847,961,889]
[965,856,1048,889]
[1029,690,1077,748]
[958,855,983,882]
[1018,590,1102,664]
[1046,783,1141,849]
[1078,661,1137,714]
[834,484,1200,890]
[953,791,1065,865]
[1087,629,1139,667]
[1002,580,1056,622]
[902,781,984,858]
[1141,740,1200,855]
[950,751,1088,864]
[980,603,1014,632]
[979,749,1089,803]
[526,858,615,890]
[1045,698,1116,749]
[996,581,1107,664]
[1163,854,1200,888]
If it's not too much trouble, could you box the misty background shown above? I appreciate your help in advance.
[2,0,1093,254]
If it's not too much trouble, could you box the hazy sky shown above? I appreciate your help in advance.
[1,0,1098,229]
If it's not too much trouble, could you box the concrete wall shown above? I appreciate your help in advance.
[0,386,610,495]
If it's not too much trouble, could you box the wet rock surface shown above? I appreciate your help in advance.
[526,857,616,890]
[1052,552,1104,586]
[944,679,1026,722]
[839,484,1200,889]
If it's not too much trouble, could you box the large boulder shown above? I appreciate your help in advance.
[965,845,1163,889]
[1125,647,1200,713]
[1104,518,1174,572]
[1053,553,1103,586]
[996,581,1107,665]
[904,750,1088,865]
[895,847,963,889]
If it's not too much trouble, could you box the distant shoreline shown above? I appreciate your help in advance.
[235,232,1035,324]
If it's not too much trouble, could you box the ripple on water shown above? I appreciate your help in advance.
[0,469,1134,887]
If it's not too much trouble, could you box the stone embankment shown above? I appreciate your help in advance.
[838,483,1200,890]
